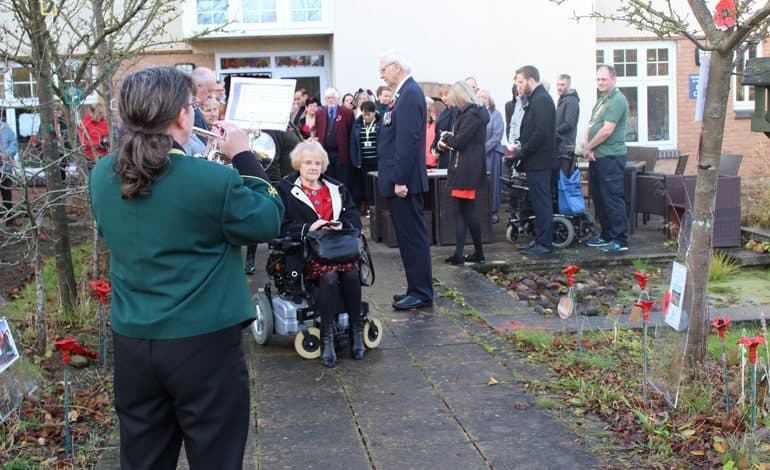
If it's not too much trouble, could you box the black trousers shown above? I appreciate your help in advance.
[527,169,554,249]
[1,176,12,224]
[389,193,433,302]
[113,325,250,470]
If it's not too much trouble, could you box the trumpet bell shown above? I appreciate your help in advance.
[249,131,276,170]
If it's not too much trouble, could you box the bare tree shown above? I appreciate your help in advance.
[0,0,187,314]
[555,0,770,363]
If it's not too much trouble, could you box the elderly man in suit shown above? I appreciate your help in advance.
[315,87,355,186]
[377,50,433,311]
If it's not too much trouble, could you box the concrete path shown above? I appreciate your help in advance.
[245,237,602,470]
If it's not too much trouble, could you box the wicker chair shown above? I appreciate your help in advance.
[627,146,659,172]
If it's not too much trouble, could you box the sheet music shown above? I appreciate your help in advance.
[225,77,296,130]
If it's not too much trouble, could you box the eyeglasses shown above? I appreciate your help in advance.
[379,62,396,74]
[189,97,200,109]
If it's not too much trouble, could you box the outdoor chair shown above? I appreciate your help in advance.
[719,154,742,176]
[627,145,659,172]
[674,153,689,175]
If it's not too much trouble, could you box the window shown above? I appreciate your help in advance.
[646,48,669,76]
[613,49,637,77]
[290,0,321,22]
[220,56,271,69]
[735,42,760,110]
[243,0,276,23]
[197,0,227,25]
[596,41,676,147]
[11,67,36,99]
[275,55,324,67]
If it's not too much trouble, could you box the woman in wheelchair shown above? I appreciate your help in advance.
[276,140,364,368]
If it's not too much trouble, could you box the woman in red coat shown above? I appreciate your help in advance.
[78,102,110,161]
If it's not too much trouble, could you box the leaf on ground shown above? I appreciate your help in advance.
[690,450,705,456]
[680,429,696,438]
[713,436,728,454]
[68,409,79,422]
[488,377,499,386]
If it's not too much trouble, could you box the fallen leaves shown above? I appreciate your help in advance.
[487,377,499,386]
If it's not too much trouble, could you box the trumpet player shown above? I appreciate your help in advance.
[89,66,284,469]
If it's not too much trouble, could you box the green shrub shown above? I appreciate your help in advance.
[709,250,740,282]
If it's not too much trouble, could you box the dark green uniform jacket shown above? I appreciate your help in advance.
[89,146,284,339]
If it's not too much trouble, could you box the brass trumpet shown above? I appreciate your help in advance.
[192,126,276,169]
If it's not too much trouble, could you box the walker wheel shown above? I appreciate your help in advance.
[363,318,383,349]
[294,327,321,359]
[505,224,518,243]
[552,215,576,249]
[251,290,273,345]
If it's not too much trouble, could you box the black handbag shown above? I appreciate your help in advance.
[304,228,362,264]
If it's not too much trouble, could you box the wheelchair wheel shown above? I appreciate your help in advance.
[251,289,273,345]
[505,224,518,243]
[294,327,322,359]
[363,318,383,349]
[574,212,598,243]
[552,215,576,249]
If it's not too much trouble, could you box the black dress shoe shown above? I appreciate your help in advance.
[393,293,408,302]
[393,295,432,310]
[464,253,485,263]
[517,240,537,251]
[521,244,553,255]
[444,255,464,265]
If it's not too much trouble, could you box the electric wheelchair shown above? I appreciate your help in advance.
[250,236,383,359]
[504,151,597,248]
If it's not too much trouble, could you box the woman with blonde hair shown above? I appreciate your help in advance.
[437,81,488,264]
[276,140,364,367]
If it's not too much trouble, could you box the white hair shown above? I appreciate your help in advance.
[324,88,339,99]
[477,88,495,108]
[381,49,412,73]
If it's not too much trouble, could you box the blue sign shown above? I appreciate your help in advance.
[689,75,699,99]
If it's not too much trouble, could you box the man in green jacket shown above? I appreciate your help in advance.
[89,66,284,469]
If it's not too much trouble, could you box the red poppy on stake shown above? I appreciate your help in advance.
[714,0,737,30]
[634,300,656,321]
[738,335,765,365]
[562,265,579,287]
[661,290,671,316]
[632,272,650,291]
[89,280,111,306]
[710,316,732,340]
[54,338,98,366]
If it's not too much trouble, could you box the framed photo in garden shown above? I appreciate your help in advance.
[0,318,20,374]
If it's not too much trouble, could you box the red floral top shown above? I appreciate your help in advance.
[301,183,332,220]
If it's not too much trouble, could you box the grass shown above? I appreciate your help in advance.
[706,324,764,362]
[510,328,554,352]
[709,250,741,282]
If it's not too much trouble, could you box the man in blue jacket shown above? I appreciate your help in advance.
[512,65,557,255]
[377,50,433,310]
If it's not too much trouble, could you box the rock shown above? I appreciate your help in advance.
[522,278,537,288]
[575,282,586,290]
[608,305,624,316]
[547,282,562,290]
[542,308,554,315]
[70,354,90,369]
[583,301,601,316]
[586,279,600,289]
[516,284,530,294]
[601,287,618,297]
[517,293,529,301]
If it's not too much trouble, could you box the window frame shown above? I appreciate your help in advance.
[596,40,678,149]
[734,42,761,112]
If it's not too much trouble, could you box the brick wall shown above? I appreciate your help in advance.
[676,38,770,178]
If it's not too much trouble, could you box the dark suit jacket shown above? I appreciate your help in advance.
[315,105,355,164]
[504,100,515,132]
[377,77,428,197]
[515,84,557,172]
[194,108,210,143]
[430,106,458,166]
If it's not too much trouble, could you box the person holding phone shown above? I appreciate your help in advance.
[275,140,364,368]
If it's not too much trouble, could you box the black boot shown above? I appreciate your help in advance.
[321,328,336,367]
[351,321,365,360]
[245,246,256,275]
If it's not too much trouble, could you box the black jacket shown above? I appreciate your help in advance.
[443,104,489,190]
[556,89,580,154]
[276,173,362,242]
[431,106,459,168]
[264,129,301,182]
[515,84,557,172]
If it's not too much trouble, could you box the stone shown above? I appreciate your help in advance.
[516,284,530,294]
[70,354,90,369]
